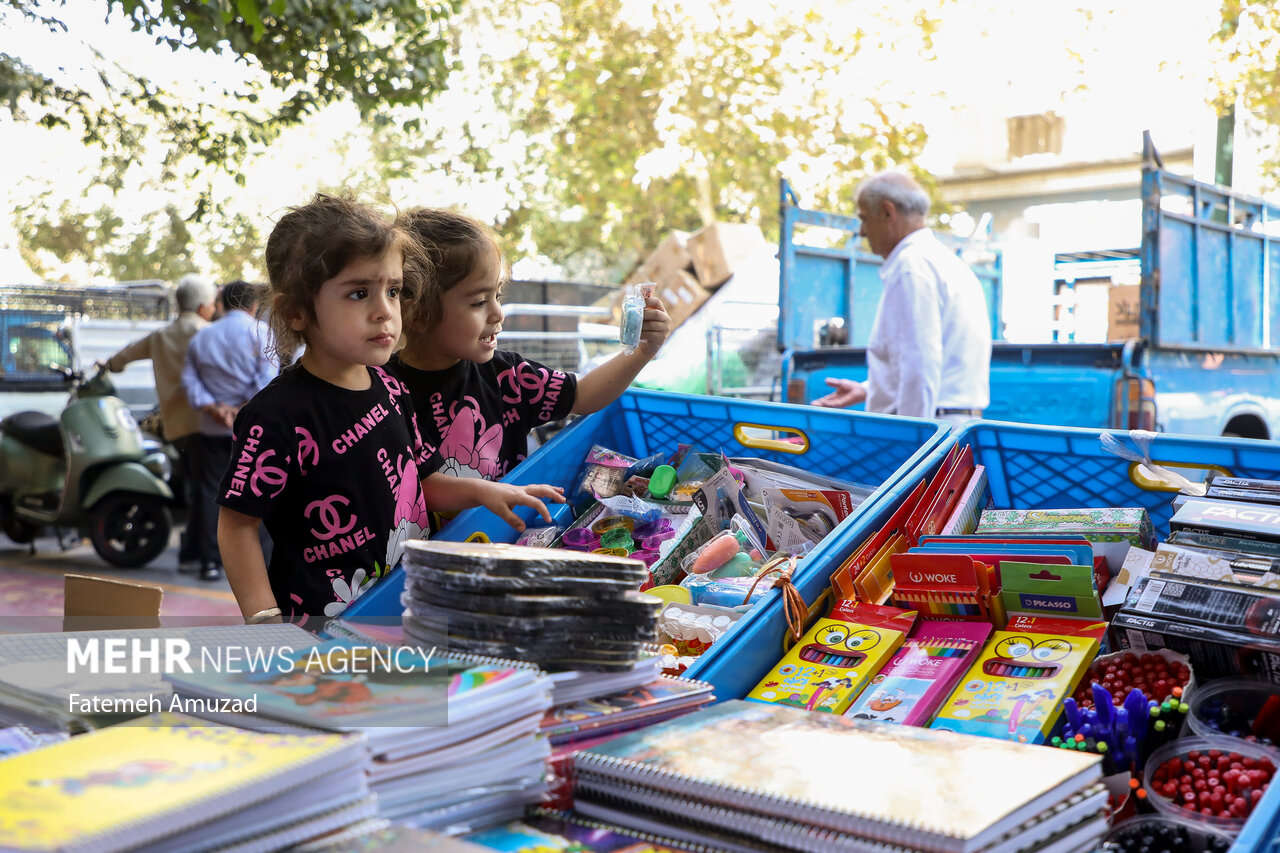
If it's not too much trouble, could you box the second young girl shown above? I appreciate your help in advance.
[391,209,670,528]
[217,195,560,628]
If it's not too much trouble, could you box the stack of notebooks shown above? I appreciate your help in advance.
[541,674,715,747]
[0,623,315,732]
[165,637,555,832]
[401,541,661,671]
[0,713,373,852]
[571,700,1108,853]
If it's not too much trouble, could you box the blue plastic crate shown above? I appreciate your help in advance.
[695,419,1280,703]
[940,421,1280,539]
[341,390,948,657]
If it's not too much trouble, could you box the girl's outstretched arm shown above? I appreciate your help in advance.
[218,506,281,623]
[421,473,565,532]
[572,295,671,415]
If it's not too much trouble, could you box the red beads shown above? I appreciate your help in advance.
[1072,651,1192,710]
[1149,748,1276,820]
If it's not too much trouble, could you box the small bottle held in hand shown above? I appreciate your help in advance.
[620,283,655,354]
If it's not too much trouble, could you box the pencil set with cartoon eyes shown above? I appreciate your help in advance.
[930,615,1107,745]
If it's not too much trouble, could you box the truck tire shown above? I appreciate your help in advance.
[89,493,172,568]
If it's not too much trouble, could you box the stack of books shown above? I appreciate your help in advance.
[0,713,373,852]
[401,541,661,671]
[165,637,555,832]
[572,700,1108,853]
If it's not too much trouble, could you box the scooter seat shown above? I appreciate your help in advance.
[0,411,65,458]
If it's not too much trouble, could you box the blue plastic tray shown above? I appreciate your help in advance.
[696,419,1280,703]
[341,390,948,658]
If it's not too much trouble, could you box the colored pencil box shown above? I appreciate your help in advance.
[844,619,993,727]
[746,603,916,715]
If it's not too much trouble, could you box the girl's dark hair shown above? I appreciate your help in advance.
[396,207,505,332]
[264,193,429,363]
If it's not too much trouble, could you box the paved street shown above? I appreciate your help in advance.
[0,516,241,633]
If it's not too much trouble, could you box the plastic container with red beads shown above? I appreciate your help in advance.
[1143,735,1278,836]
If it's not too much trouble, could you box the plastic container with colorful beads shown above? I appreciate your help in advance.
[1143,735,1278,836]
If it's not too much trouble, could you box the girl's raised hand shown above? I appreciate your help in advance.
[474,481,566,532]
[637,295,671,358]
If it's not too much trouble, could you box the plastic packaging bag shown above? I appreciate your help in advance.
[619,283,655,354]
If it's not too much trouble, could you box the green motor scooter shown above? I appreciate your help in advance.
[0,366,174,567]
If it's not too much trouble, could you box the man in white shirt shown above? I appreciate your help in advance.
[812,171,992,427]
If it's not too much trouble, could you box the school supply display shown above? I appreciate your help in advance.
[572,699,1107,853]
[1112,574,1280,684]
[890,552,998,623]
[745,602,916,714]
[1170,497,1280,546]
[165,636,555,830]
[998,560,1103,621]
[467,811,709,853]
[546,655,664,707]
[828,480,925,602]
[166,638,546,743]
[844,620,993,726]
[931,615,1106,744]
[540,675,714,745]
[0,713,369,853]
[401,541,659,671]
[976,507,1155,572]
[940,465,991,536]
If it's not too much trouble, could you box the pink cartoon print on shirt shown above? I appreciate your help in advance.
[383,454,428,575]
[437,398,505,480]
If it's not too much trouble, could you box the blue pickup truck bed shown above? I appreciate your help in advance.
[779,141,1280,439]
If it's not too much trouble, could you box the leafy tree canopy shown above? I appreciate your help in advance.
[1215,0,1280,185]
[432,0,944,277]
[1,0,457,172]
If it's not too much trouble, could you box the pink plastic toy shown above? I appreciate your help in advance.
[689,531,742,574]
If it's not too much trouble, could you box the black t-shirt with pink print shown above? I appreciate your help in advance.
[216,365,436,630]
[390,350,577,498]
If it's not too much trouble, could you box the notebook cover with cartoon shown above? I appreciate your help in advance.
[166,639,540,731]
[0,714,362,852]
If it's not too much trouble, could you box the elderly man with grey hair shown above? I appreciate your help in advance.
[812,171,992,427]
[105,273,218,571]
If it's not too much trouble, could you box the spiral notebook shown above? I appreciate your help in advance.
[0,713,365,853]
[572,700,1102,853]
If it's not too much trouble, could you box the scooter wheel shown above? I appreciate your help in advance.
[89,493,173,568]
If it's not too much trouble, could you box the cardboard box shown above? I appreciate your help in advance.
[1107,284,1140,341]
[687,222,767,289]
[654,268,711,328]
[625,231,693,286]
[63,574,163,631]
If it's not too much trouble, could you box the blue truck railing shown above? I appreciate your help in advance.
[1141,131,1280,352]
